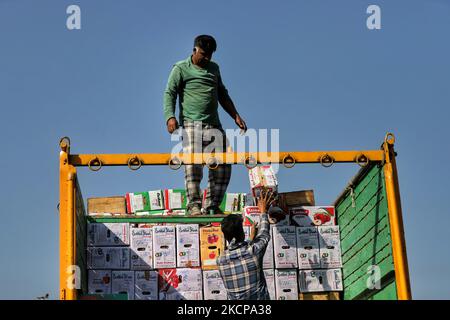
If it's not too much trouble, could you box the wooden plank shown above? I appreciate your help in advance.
[344,256,394,300]
[337,166,381,220]
[367,280,397,300]
[341,204,389,254]
[279,190,315,206]
[342,221,390,263]
[339,177,386,232]
[340,194,388,246]
[87,196,126,214]
[343,231,392,279]
[87,214,227,224]
[343,245,394,289]
[299,292,340,300]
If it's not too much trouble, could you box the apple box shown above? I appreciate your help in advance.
[203,270,228,300]
[273,226,298,269]
[164,189,187,210]
[275,269,298,300]
[87,247,130,270]
[130,227,153,270]
[263,227,275,269]
[87,223,129,247]
[296,227,320,269]
[152,225,176,268]
[263,269,276,300]
[248,165,278,197]
[176,224,200,268]
[290,206,336,227]
[111,271,134,300]
[158,268,203,300]
[88,270,112,295]
[318,226,342,268]
[134,270,158,300]
[200,226,224,270]
[298,269,343,292]
[243,206,262,227]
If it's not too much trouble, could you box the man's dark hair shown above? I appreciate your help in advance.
[221,214,245,244]
[194,35,217,54]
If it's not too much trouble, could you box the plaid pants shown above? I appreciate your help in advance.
[182,120,232,211]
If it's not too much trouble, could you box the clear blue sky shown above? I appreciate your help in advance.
[0,0,449,299]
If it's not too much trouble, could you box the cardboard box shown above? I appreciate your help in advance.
[203,270,228,300]
[88,196,126,215]
[126,190,164,213]
[111,271,135,300]
[290,206,336,227]
[152,225,176,268]
[263,269,276,300]
[243,206,262,227]
[273,226,298,268]
[88,270,112,294]
[275,269,298,300]
[242,192,255,208]
[220,193,241,213]
[296,227,320,269]
[163,209,187,216]
[200,226,224,270]
[248,165,278,197]
[126,192,150,213]
[279,190,315,207]
[160,290,203,300]
[164,189,187,210]
[87,247,130,269]
[176,224,200,268]
[299,291,340,300]
[263,227,274,269]
[130,227,153,270]
[87,223,130,247]
[158,268,203,300]
[298,269,343,292]
[318,226,342,268]
[134,270,158,300]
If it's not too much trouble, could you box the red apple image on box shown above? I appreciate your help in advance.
[200,226,224,270]
[290,206,335,227]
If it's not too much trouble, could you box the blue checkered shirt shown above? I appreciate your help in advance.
[217,213,271,300]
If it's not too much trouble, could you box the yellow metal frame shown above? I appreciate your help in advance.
[59,133,411,300]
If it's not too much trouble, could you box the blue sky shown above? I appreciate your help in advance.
[0,0,449,299]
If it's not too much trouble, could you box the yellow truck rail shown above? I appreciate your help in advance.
[59,133,411,300]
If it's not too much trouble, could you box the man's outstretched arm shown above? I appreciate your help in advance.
[163,66,181,133]
[217,70,247,132]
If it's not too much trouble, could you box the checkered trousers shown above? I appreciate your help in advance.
[182,120,232,211]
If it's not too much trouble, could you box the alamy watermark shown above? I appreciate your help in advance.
[367,5,381,30]
[66,5,81,30]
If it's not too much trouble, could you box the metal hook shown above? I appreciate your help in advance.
[355,153,370,168]
[319,154,334,168]
[385,132,395,145]
[127,156,142,171]
[169,157,183,170]
[88,157,102,172]
[244,155,257,170]
[282,154,296,168]
[206,157,219,170]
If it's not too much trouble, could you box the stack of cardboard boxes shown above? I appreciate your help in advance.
[89,189,249,216]
[246,166,343,300]
[86,165,343,300]
[87,221,227,300]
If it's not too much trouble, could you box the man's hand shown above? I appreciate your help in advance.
[167,117,179,134]
[234,114,247,133]
[256,188,276,214]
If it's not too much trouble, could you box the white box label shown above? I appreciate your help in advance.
[296,227,320,269]
[273,226,298,268]
[275,269,298,300]
[134,270,158,300]
[130,228,153,270]
[152,226,176,268]
[176,224,200,268]
[112,271,135,300]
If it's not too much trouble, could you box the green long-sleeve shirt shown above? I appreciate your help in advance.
[163,56,231,127]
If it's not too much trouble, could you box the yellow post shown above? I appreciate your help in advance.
[383,134,412,300]
[59,139,77,300]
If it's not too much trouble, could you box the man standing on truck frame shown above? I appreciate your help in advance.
[163,35,247,215]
